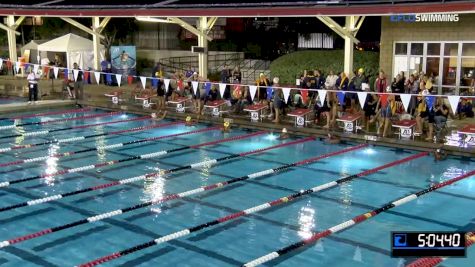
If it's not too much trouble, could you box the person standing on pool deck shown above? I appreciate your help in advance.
[27,69,39,104]
[73,63,84,100]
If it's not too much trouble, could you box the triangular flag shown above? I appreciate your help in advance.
[447,95,461,115]
[24,63,30,71]
[53,67,59,79]
[219,83,226,98]
[0,59,3,69]
[249,85,257,101]
[282,87,291,104]
[84,71,90,84]
[152,78,159,88]
[177,80,184,91]
[336,91,345,105]
[317,90,327,106]
[94,71,101,85]
[204,82,211,96]
[400,93,411,112]
[357,92,368,109]
[73,69,79,82]
[64,69,69,81]
[379,94,388,107]
[127,75,134,85]
[116,74,122,87]
[164,79,170,92]
[15,62,20,73]
[33,64,39,74]
[301,89,308,104]
[426,96,435,110]
[192,81,199,95]
[140,76,147,89]
[106,74,112,84]
[266,87,273,101]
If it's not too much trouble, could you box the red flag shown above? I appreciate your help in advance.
[301,89,308,104]
[379,94,388,107]
[84,71,90,84]
[44,66,50,78]
[127,75,134,85]
[177,80,183,90]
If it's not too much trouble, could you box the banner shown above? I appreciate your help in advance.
[337,91,345,105]
[192,81,199,95]
[127,75,134,85]
[152,78,159,88]
[116,74,122,87]
[204,82,211,96]
[33,64,39,74]
[53,67,59,79]
[447,95,460,114]
[282,88,291,104]
[94,71,101,85]
[400,94,411,112]
[357,92,368,110]
[111,46,136,76]
[266,87,273,101]
[426,96,436,110]
[106,73,112,84]
[317,89,327,106]
[140,76,147,89]
[73,69,79,82]
[301,89,308,103]
[164,79,170,92]
[249,85,257,101]
[219,83,227,98]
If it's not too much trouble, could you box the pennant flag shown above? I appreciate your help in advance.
[0,59,3,69]
[357,92,368,109]
[379,94,388,107]
[249,85,257,101]
[204,82,211,96]
[426,95,435,110]
[140,76,146,89]
[152,78,159,88]
[44,66,50,78]
[53,67,59,79]
[33,64,39,74]
[266,87,273,101]
[127,75,134,85]
[301,89,308,103]
[336,91,345,105]
[282,87,291,104]
[447,95,461,115]
[400,93,411,112]
[317,89,327,106]
[192,81,199,95]
[164,79,170,92]
[177,80,184,91]
[73,69,79,82]
[94,71,101,85]
[219,83,227,98]
[15,62,20,73]
[24,63,30,72]
[116,74,122,87]
[106,73,112,84]
[64,69,69,81]
[84,71,90,84]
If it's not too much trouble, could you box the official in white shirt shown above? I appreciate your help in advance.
[27,70,40,104]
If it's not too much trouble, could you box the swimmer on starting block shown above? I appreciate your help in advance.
[434,148,447,161]
[279,128,289,139]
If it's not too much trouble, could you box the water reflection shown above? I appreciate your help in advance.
[14,124,25,145]
[142,169,165,215]
[297,202,315,239]
[94,125,106,162]
[43,144,60,186]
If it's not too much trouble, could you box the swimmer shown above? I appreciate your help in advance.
[320,133,341,144]
[185,115,194,126]
[434,148,447,161]
[222,121,231,133]
[151,110,167,121]
[279,128,289,139]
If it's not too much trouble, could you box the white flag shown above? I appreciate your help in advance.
[400,93,412,113]
[15,62,20,73]
[357,92,368,110]
[282,87,291,104]
[447,95,461,115]
[73,69,79,82]
[219,83,227,98]
[164,79,170,92]
[94,71,101,85]
[116,74,122,87]
[33,64,39,74]
[249,85,257,101]
[0,59,3,70]
[191,81,199,95]
[317,89,327,106]
[53,67,59,79]
[140,76,147,89]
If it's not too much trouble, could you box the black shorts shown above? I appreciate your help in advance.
[157,88,165,97]
[428,111,435,123]
[420,111,428,119]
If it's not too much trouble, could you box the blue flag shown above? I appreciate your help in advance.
[337,91,345,105]
[204,82,211,96]
[266,87,273,101]
[426,96,435,110]
[106,73,112,84]
[64,69,69,80]
[24,63,30,72]
[152,78,159,88]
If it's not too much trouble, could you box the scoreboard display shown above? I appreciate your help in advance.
[391,232,466,257]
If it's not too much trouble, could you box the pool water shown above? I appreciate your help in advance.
[0,108,473,267]
[0,97,26,105]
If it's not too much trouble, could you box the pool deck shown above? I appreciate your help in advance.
[1,76,474,157]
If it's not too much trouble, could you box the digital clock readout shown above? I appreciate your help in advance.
[392,232,466,257]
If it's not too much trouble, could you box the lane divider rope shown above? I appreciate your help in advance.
[0,111,123,131]
[0,136,315,248]
[0,130,269,212]
[0,107,92,121]
[0,119,177,153]
[405,232,475,267]
[0,124,215,188]
[243,168,475,267]
[76,150,426,267]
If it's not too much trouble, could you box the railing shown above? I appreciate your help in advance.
[159,53,243,76]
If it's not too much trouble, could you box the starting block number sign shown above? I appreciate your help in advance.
[251,111,259,122]
[344,121,354,132]
[143,99,150,108]
[465,134,475,145]
[401,128,412,138]
[296,116,305,127]
[212,107,220,117]
[176,103,185,113]
[112,96,119,104]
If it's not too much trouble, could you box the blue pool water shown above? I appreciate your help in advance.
[0,108,473,267]
[0,97,25,105]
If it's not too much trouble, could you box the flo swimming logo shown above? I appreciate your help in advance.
[390,13,459,23]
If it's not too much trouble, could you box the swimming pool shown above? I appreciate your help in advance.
[0,108,473,267]
[0,97,26,105]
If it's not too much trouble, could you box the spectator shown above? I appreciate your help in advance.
[27,69,40,104]
[73,63,84,100]
[415,91,429,134]
[391,74,404,101]
[221,65,231,83]
[457,98,474,119]
[185,67,194,79]
[336,72,349,91]
[315,69,325,89]
[303,70,317,99]
[353,68,368,92]
[426,97,449,141]
[374,71,388,93]
[232,66,242,84]
[325,70,338,90]
[151,62,163,78]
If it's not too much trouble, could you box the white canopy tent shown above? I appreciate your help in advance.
[37,33,105,70]
[20,40,47,64]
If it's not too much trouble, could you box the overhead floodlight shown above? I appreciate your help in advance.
[136,17,175,23]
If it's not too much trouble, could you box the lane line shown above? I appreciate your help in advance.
[0,107,92,121]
